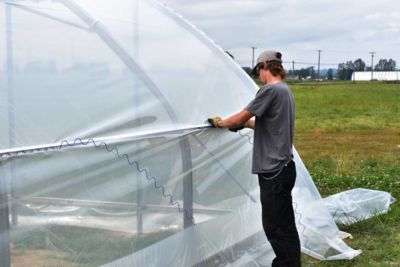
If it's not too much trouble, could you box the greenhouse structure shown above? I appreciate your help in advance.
[0,0,361,266]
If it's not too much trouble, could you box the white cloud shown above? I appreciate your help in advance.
[162,0,400,68]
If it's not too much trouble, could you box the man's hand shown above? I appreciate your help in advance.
[208,116,222,128]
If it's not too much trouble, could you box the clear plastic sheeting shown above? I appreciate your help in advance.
[323,188,396,226]
[0,0,362,266]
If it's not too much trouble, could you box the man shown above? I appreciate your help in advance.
[208,50,301,266]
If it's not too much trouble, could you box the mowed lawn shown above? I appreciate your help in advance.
[291,82,400,266]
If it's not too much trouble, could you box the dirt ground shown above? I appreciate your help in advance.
[11,249,80,267]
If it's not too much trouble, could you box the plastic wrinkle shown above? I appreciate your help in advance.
[55,138,196,225]
[88,19,99,31]
[193,134,257,203]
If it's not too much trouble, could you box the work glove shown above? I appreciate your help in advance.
[208,116,222,128]
[229,126,244,132]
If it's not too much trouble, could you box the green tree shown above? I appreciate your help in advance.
[327,69,334,80]
[375,59,387,71]
[387,59,396,70]
[337,63,346,80]
[375,59,396,71]
[354,58,366,71]
[337,61,355,80]
[293,67,316,80]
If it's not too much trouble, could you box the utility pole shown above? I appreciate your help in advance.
[251,46,257,68]
[317,50,322,80]
[369,52,376,81]
[292,60,295,79]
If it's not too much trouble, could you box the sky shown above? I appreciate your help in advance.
[162,0,400,70]
[1,0,399,72]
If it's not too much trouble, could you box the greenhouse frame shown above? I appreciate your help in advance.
[1,0,361,266]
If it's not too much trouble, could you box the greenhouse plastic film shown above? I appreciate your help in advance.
[1,0,362,266]
[323,188,396,226]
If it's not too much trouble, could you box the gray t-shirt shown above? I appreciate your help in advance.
[246,82,295,173]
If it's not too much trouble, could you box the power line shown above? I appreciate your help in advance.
[282,61,337,66]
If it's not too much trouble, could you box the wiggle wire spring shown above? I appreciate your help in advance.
[292,200,309,248]
[238,130,253,144]
[237,130,309,249]
[57,138,195,225]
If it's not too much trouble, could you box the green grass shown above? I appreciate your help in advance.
[11,225,176,266]
[293,82,400,132]
[289,81,400,266]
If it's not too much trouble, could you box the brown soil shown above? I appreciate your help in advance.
[11,249,81,267]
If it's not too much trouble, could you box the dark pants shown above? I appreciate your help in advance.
[258,161,301,267]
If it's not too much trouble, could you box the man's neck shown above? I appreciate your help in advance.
[266,76,282,84]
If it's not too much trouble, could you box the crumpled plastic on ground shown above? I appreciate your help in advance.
[323,188,396,226]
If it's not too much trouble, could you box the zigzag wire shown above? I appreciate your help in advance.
[237,130,310,249]
[58,138,195,224]
[292,200,309,249]
[1,128,310,247]
[0,129,258,226]
[238,130,253,144]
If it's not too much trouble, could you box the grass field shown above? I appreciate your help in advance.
[290,81,400,266]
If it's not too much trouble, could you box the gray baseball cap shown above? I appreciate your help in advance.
[250,50,283,77]
[257,50,282,63]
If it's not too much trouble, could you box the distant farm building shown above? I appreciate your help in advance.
[352,71,400,81]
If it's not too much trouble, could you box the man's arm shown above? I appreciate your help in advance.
[217,109,254,129]
[245,119,255,129]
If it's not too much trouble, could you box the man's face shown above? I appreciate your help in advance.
[251,62,268,84]
[257,63,268,84]
[253,62,264,78]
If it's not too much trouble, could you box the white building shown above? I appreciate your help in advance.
[352,71,400,81]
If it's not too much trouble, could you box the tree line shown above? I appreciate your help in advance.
[337,58,396,80]
[285,58,397,80]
